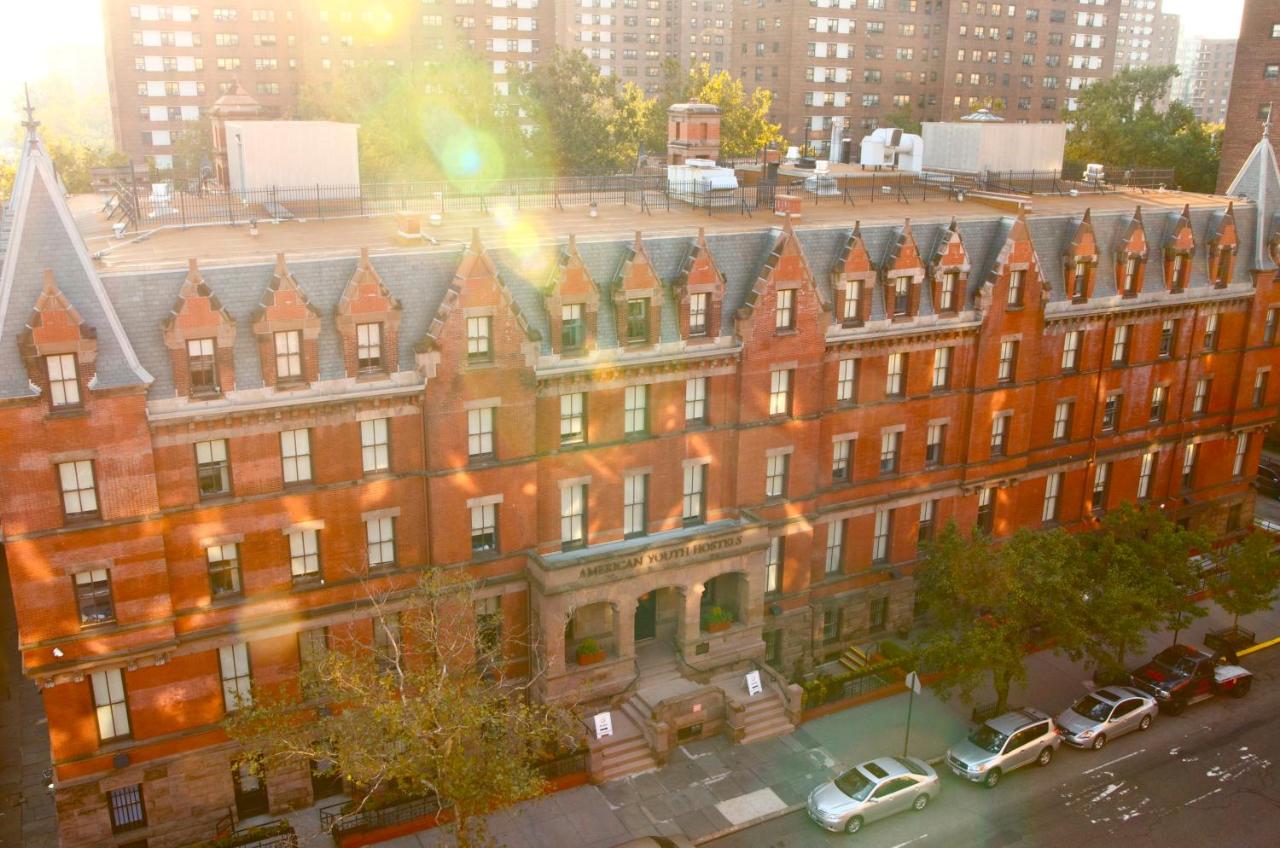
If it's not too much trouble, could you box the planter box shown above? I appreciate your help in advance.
[705,620,733,634]
[1205,626,1256,654]
[576,650,606,666]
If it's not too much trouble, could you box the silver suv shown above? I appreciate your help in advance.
[945,707,1061,788]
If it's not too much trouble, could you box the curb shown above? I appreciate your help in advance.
[1238,634,1280,657]
[689,753,948,845]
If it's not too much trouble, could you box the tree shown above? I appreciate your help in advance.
[225,571,578,848]
[913,524,1086,713]
[1215,531,1280,631]
[1065,66,1220,193]
[882,104,923,136]
[170,118,215,186]
[640,58,689,153]
[683,64,783,159]
[0,159,15,201]
[519,49,637,175]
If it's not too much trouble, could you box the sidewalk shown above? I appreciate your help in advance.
[370,595,1280,848]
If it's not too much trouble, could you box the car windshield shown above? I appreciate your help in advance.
[968,724,1008,754]
[1153,648,1199,677]
[1071,695,1112,722]
[833,768,874,801]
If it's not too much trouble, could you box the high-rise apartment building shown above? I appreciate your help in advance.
[1175,38,1237,124]
[1219,0,1280,192]
[1113,0,1176,71]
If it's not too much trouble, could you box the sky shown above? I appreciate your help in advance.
[1162,0,1245,41]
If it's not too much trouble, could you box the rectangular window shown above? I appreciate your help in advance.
[821,607,840,643]
[932,347,952,389]
[1171,254,1188,291]
[832,437,852,481]
[1111,325,1130,365]
[683,462,706,524]
[1254,370,1270,408]
[886,352,906,397]
[466,316,492,363]
[836,358,857,402]
[689,292,709,336]
[75,569,114,625]
[918,498,936,542]
[764,536,783,594]
[297,628,328,676]
[1193,378,1210,415]
[997,340,1017,382]
[280,428,311,484]
[1061,330,1081,372]
[108,785,145,833]
[775,288,795,329]
[765,453,789,498]
[872,509,892,563]
[560,393,587,444]
[1102,394,1121,433]
[366,516,396,567]
[1159,319,1176,358]
[880,430,901,474]
[685,377,707,424]
[891,276,911,316]
[373,614,400,674]
[274,330,302,380]
[186,339,219,395]
[1204,314,1219,351]
[1042,472,1061,523]
[356,322,383,371]
[207,543,242,597]
[1150,385,1168,422]
[769,368,793,416]
[1007,269,1024,306]
[977,487,994,534]
[1233,433,1249,477]
[289,529,321,582]
[561,483,587,548]
[219,642,252,712]
[1052,399,1073,441]
[361,418,390,473]
[925,423,945,467]
[1092,462,1110,513]
[92,668,130,742]
[624,385,648,435]
[470,502,499,552]
[46,353,81,407]
[843,280,863,322]
[626,298,650,342]
[467,406,495,458]
[1122,256,1139,296]
[561,303,585,351]
[990,414,1009,456]
[1138,451,1157,500]
[1266,309,1280,345]
[824,520,844,574]
[1182,443,1198,489]
[195,439,231,497]
[623,473,648,538]
[1070,261,1088,301]
[938,271,957,312]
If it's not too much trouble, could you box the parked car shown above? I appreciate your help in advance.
[1253,464,1280,498]
[1054,686,1157,750]
[945,707,1061,788]
[807,756,940,834]
[1130,644,1253,715]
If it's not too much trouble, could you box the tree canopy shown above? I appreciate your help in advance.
[1215,531,1280,630]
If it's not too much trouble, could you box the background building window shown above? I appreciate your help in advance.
[561,303,585,350]
[624,385,649,435]
[561,483,587,549]
[471,502,499,553]
[832,437,852,481]
[769,368,793,416]
[824,520,844,574]
[837,358,857,402]
[775,288,795,329]
[683,463,706,524]
[872,509,892,563]
[765,453,789,498]
[274,330,302,380]
[764,536,784,594]
[187,339,219,395]
[466,316,492,362]
[918,499,936,542]
[932,347,952,389]
[886,352,906,396]
[467,407,495,458]
[626,298,650,342]
[1042,472,1061,523]
[560,393,587,444]
[685,377,707,423]
[689,293,709,335]
[1138,451,1157,500]
[997,340,1017,382]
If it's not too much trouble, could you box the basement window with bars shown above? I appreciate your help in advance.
[108,785,146,834]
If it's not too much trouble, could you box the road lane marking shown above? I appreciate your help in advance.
[1184,787,1222,806]
[888,836,929,848]
[1081,749,1144,775]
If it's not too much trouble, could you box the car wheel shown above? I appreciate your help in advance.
[1139,714,1153,731]
[984,768,1002,789]
[1037,747,1054,767]
[912,794,929,812]
[1091,734,1107,751]
[845,816,864,835]
[1231,679,1252,699]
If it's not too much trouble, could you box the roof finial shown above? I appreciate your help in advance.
[21,84,39,133]
[1264,102,1274,139]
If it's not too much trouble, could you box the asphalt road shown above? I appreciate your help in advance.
[706,648,1280,848]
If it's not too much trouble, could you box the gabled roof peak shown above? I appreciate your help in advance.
[1225,125,1280,269]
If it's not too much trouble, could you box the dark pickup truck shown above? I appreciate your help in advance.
[1130,644,1253,715]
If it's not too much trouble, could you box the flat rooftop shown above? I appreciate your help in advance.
[74,185,1233,274]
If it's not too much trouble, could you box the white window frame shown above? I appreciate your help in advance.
[59,460,98,516]
[775,288,795,329]
[885,352,905,396]
[1061,330,1081,372]
[682,462,706,523]
[769,368,792,416]
[561,483,587,547]
[624,385,648,435]
[280,429,312,483]
[289,529,320,581]
[1042,472,1061,523]
[623,473,648,537]
[685,377,707,423]
[91,668,130,741]
[366,516,396,567]
[932,346,952,389]
[219,642,252,712]
[836,358,857,402]
[765,452,789,498]
[560,392,586,443]
[361,418,390,473]
[467,406,495,457]
[274,329,302,380]
[466,316,492,362]
[47,353,81,406]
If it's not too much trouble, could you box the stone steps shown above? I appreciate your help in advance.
[594,707,658,782]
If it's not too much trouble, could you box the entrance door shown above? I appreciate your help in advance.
[233,762,269,820]
[311,758,345,801]
[634,592,657,641]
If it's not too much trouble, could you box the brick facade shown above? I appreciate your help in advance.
[1219,0,1280,192]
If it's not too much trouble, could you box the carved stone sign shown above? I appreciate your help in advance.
[577,535,745,580]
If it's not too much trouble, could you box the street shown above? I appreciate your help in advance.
[706,647,1280,848]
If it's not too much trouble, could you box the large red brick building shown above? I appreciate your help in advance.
[4,114,1280,845]
[1218,0,1280,193]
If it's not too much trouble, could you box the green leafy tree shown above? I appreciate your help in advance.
[226,571,578,848]
[611,82,655,172]
[1215,531,1280,631]
[0,159,15,201]
[170,118,215,185]
[640,58,689,153]
[1065,66,1220,192]
[882,104,923,136]
[518,49,636,175]
[683,64,783,159]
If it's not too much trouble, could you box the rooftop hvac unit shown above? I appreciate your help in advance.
[858,128,924,173]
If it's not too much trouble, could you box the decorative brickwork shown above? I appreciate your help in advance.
[162,259,237,398]
[831,222,876,327]
[544,235,600,357]
[673,226,725,341]
[611,232,663,349]
[1064,210,1100,303]
[881,220,927,320]
[335,247,403,377]
[251,254,322,388]
[18,270,99,409]
[928,219,972,317]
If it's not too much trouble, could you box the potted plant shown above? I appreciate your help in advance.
[575,638,606,666]
[703,606,734,633]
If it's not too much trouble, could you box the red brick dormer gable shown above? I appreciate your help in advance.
[251,253,322,388]
[612,231,663,348]
[831,221,876,326]
[162,258,237,397]
[927,218,971,315]
[1162,204,1196,293]
[1063,208,1100,303]
[673,226,725,342]
[881,218,927,320]
[1115,206,1150,298]
[1208,203,1240,287]
[335,248,403,377]
[734,215,826,342]
[19,269,98,409]
[979,213,1046,315]
[544,235,600,355]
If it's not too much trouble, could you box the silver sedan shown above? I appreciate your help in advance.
[1055,686,1158,751]
[807,756,941,835]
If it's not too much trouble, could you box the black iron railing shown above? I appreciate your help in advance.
[319,793,443,840]
[182,819,296,848]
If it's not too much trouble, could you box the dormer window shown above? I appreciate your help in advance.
[1122,256,1140,297]
[1215,246,1234,287]
[842,280,863,325]
[186,339,219,396]
[775,288,795,330]
[274,330,303,382]
[1069,260,1090,302]
[626,297,650,343]
[356,322,383,373]
[891,276,910,316]
[689,293,709,336]
[937,271,957,312]
[1169,252,1190,292]
[46,353,81,408]
[466,316,492,363]
[561,304,585,352]
[1007,270,1024,306]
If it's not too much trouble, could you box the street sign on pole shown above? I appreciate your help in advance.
[903,670,920,757]
[905,671,922,694]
